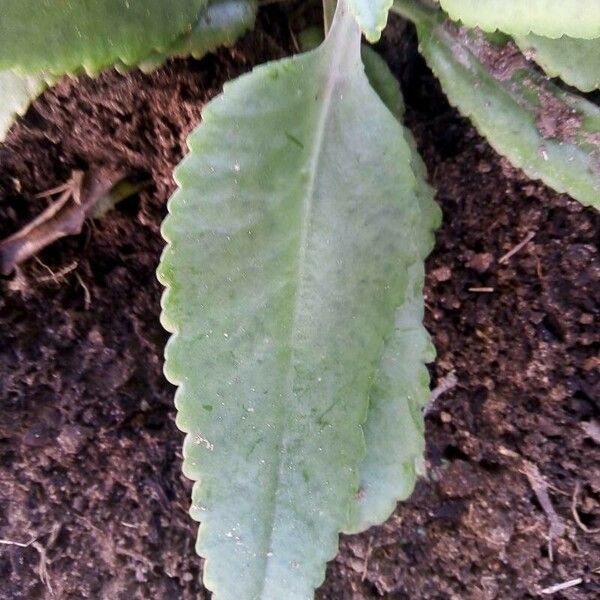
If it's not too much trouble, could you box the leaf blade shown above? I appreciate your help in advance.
[0,0,207,74]
[137,0,257,72]
[514,34,600,93]
[1,0,256,142]
[394,3,600,210]
[159,2,424,597]
[440,0,600,39]
[361,46,405,120]
[346,51,440,533]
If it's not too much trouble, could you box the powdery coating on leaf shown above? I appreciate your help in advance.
[158,2,428,598]
[440,0,600,39]
[515,34,600,93]
[0,0,207,75]
[348,0,393,42]
[404,4,600,210]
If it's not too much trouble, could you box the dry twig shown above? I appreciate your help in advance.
[499,231,536,264]
[521,461,565,560]
[0,537,36,547]
[540,576,584,595]
[0,169,140,275]
[540,567,600,595]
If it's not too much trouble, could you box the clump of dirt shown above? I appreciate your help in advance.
[454,28,529,82]
[535,89,584,143]
[1,8,599,600]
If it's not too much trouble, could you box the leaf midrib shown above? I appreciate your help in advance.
[256,12,359,597]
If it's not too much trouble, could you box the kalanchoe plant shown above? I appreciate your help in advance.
[1,0,599,597]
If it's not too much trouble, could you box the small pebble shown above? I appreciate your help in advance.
[432,266,452,282]
[467,252,494,274]
[57,425,90,455]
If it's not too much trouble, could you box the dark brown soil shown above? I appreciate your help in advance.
[1,7,598,600]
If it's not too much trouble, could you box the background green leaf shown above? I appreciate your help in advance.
[1,0,255,142]
[137,0,257,72]
[440,0,600,39]
[0,0,207,75]
[515,34,600,93]
[393,1,600,210]
[158,2,427,597]
[361,46,405,120]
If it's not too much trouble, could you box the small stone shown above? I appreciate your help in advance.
[467,252,494,274]
[73,496,86,512]
[440,411,452,423]
[57,425,90,455]
[22,424,54,447]
[432,266,452,282]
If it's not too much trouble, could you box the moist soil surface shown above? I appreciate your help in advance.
[0,6,598,600]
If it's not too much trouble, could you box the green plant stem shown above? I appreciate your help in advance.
[323,0,336,35]
[391,0,435,25]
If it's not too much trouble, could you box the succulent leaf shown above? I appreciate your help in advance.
[515,34,600,93]
[440,0,600,39]
[159,1,436,597]
[0,0,208,74]
[137,0,257,72]
[361,46,405,120]
[393,0,600,210]
[0,0,256,142]
[347,47,440,533]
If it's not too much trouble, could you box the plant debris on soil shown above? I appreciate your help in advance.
[1,6,599,600]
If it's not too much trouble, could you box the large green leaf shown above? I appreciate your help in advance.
[0,0,207,74]
[514,34,600,92]
[158,1,427,597]
[347,0,393,42]
[346,49,440,533]
[439,0,600,39]
[0,71,48,141]
[393,0,600,211]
